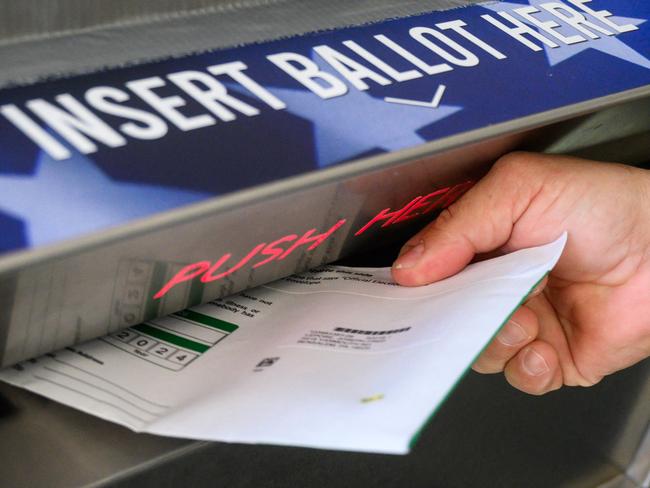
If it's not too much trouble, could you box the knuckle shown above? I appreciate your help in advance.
[436,206,454,224]
[474,346,510,374]
[492,151,539,178]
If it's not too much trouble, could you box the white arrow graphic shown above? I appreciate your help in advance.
[384,84,447,109]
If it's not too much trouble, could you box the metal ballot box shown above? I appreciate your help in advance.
[0,1,648,486]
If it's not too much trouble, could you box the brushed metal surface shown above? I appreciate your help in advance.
[0,0,484,87]
[627,425,650,487]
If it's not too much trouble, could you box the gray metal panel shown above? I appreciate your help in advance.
[0,0,279,42]
[627,427,650,487]
[0,0,483,87]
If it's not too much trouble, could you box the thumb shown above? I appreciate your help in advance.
[391,154,542,286]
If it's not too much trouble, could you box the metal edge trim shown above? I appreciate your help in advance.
[0,84,648,272]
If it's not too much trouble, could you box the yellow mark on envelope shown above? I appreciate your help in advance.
[361,394,384,404]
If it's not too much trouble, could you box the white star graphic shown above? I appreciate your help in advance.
[483,1,650,68]
[268,84,462,168]
[0,150,210,248]
[231,50,462,168]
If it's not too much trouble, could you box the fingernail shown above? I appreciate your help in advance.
[522,348,550,376]
[497,320,529,346]
[393,242,425,270]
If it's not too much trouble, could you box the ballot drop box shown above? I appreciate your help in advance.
[0,0,649,486]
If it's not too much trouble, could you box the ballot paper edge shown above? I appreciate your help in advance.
[405,272,548,452]
[0,235,568,455]
[406,232,567,451]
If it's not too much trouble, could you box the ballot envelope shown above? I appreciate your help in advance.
[0,0,649,486]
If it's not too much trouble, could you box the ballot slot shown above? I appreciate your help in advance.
[0,237,567,453]
[0,0,649,369]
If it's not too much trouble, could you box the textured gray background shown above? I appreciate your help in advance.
[0,0,484,87]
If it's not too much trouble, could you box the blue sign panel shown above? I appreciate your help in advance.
[0,0,648,254]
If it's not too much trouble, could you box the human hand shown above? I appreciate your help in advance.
[391,152,650,395]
